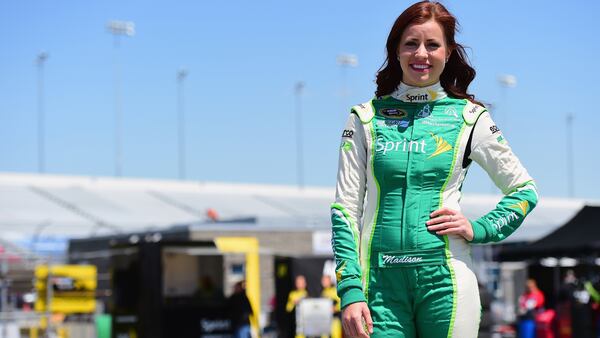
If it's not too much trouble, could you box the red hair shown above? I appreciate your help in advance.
[375,1,481,105]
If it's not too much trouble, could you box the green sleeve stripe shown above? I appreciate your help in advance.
[331,203,360,246]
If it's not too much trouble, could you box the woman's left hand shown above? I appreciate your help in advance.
[426,208,474,241]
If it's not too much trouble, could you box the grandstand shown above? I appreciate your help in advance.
[0,172,586,245]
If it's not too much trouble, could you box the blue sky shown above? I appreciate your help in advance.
[1,0,598,199]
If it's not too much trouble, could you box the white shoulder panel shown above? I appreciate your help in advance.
[462,100,487,126]
[351,101,375,124]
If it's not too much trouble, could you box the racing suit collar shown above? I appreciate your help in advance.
[391,82,448,103]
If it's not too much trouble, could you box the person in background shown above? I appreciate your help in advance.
[518,278,545,338]
[321,274,341,314]
[286,275,308,313]
[195,275,224,300]
[519,279,545,316]
[585,276,600,338]
[321,274,342,338]
[286,275,308,338]
[227,280,253,338]
[557,270,577,338]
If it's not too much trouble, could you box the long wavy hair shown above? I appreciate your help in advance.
[375,1,481,105]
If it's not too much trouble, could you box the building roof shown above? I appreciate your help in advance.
[0,172,591,244]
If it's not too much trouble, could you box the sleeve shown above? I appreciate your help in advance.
[330,112,367,308]
[468,111,539,243]
[285,292,296,312]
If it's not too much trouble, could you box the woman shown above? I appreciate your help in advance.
[330,1,538,337]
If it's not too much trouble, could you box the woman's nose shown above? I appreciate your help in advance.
[414,44,428,58]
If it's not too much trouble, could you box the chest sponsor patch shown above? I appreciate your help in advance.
[415,105,461,124]
[416,104,431,118]
[375,137,426,155]
[444,107,459,118]
[380,108,408,119]
[421,120,456,128]
[376,119,410,128]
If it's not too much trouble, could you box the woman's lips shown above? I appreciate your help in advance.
[410,64,431,73]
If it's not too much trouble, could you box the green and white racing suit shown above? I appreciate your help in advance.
[331,82,538,337]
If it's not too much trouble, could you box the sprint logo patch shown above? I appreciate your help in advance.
[428,133,453,159]
[510,201,529,215]
[492,212,519,231]
[427,90,437,101]
[336,261,347,282]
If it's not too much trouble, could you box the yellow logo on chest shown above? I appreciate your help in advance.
[427,133,453,159]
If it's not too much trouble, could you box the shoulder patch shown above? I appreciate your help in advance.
[351,100,375,124]
[462,100,487,126]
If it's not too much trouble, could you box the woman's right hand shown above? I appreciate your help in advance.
[342,301,373,338]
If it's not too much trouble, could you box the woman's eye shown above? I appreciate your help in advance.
[428,42,441,48]
[404,41,417,46]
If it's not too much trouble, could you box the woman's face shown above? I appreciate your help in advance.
[397,19,450,87]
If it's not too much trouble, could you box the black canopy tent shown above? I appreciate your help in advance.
[499,206,600,261]
[497,205,600,323]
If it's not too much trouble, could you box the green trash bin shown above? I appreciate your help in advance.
[96,314,111,338]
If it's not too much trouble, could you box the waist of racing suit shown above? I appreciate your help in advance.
[367,235,473,269]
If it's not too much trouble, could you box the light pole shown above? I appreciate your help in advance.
[336,54,358,110]
[36,52,49,173]
[294,81,305,189]
[497,74,517,132]
[177,69,189,180]
[106,20,135,177]
[566,113,575,197]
